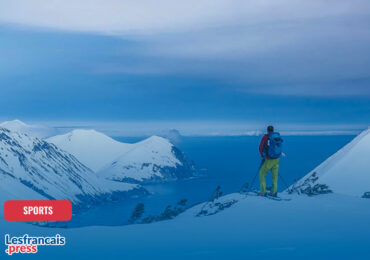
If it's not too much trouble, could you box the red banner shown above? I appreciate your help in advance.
[4,200,72,221]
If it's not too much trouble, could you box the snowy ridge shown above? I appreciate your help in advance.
[0,119,57,138]
[99,136,194,183]
[288,127,370,197]
[0,128,146,206]
[48,129,131,172]
[48,130,196,183]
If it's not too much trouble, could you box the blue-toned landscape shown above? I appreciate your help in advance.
[61,134,354,227]
[0,0,370,259]
[1,125,370,260]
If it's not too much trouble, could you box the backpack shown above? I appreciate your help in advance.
[267,132,283,159]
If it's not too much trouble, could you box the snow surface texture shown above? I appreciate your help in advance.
[0,176,45,202]
[196,194,238,217]
[48,130,196,183]
[0,127,145,206]
[0,119,58,138]
[288,127,370,197]
[1,192,370,259]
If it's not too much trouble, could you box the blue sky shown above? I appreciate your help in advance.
[0,1,369,135]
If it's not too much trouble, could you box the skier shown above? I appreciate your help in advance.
[258,125,283,197]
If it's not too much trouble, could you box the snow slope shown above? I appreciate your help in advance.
[288,127,370,197]
[98,136,196,183]
[1,129,369,258]
[48,129,131,172]
[1,192,370,259]
[0,127,146,206]
[2,128,370,258]
[48,130,196,183]
[0,177,45,202]
[0,119,57,138]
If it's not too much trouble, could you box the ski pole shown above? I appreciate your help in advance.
[279,173,290,190]
[248,159,264,192]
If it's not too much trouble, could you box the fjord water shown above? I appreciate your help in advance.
[68,135,354,227]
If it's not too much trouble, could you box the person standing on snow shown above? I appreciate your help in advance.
[258,125,283,197]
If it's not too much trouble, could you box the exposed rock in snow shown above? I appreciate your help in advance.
[196,194,238,217]
[139,199,188,224]
[2,190,370,259]
[98,136,196,183]
[0,128,147,207]
[48,130,196,183]
[287,127,370,197]
[0,119,58,138]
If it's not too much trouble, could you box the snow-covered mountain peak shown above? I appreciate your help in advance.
[108,136,180,168]
[136,135,173,148]
[48,129,131,171]
[0,120,31,134]
[0,127,146,205]
[0,119,57,138]
[140,135,168,143]
[1,119,27,127]
[288,128,370,197]
[67,129,114,141]
[48,130,196,183]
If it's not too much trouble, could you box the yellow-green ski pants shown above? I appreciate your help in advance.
[259,158,279,194]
